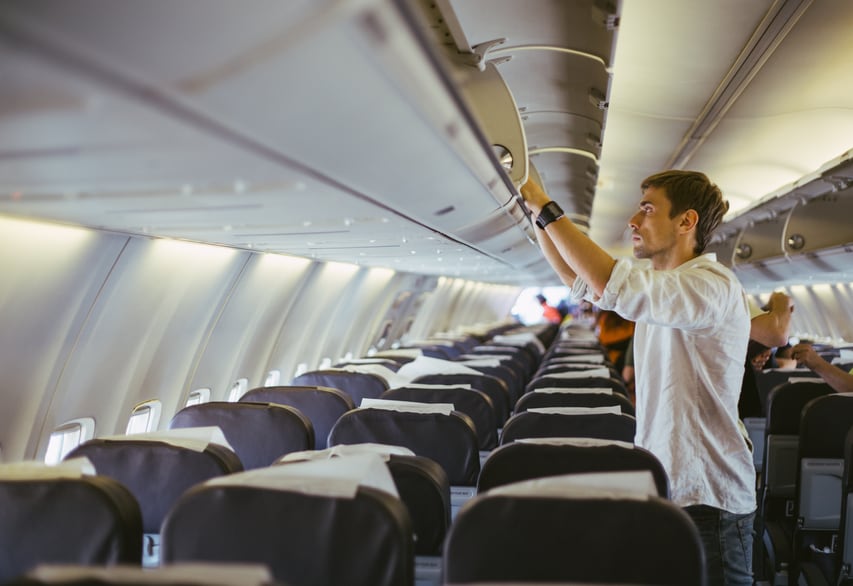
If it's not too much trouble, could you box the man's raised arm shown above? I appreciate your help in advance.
[521,178,616,298]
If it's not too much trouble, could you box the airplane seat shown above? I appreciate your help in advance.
[443,472,704,585]
[477,438,669,497]
[381,386,498,451]
[410,343,461,360]
[168,401,314,468]
[470,345,535,380]
[788,393,853,584]
[0,460,143,583]
[542,349,611,365]
[327,408,480,486]
[516,322,557,348]
[291,369,389,405]
[386,454,450,558]
[524,374,629,397]
[459,362,522,406]
[542,337,607,354]
[7,563,282,585]
[240,385,355,450]
[457,353,528,393]
[514,388,635,416]
[535,362,622,381]
[757,381,835,582]
[410,373,510,425]
[64,429,242,567]
[831,428,853,586]
[276,445,451,558]
[334,357,404,372]
[499,410,636,445]
[161,454,413,586]
[754,369,817,413]
[489,336,544,365]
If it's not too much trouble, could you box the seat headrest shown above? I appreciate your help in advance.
[100,426,234,453]
[0,457,95,480]
[206,452,398,499]
[489,470,657,501]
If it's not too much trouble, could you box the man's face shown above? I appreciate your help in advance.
[627,186,681,262]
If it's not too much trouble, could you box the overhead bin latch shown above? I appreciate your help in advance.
[467,38,508,71]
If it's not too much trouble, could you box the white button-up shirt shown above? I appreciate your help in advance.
[572,253,755,513]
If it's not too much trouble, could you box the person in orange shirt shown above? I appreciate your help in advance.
[536,294,562,324]
[596,309,635,371]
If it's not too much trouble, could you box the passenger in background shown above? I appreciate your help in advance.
[595,309,635,372]
[572,299,597,328]
[621,337,636,405]
[555,297,571,321]
[749,292,794,350]
[770,343,797,369]
[536,293,562,325]
[790,342,853,393]
[749,345,772,370]
[739,292,794,418]
[522,170,754,586]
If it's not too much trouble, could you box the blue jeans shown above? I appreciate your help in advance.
[684,505,755,586]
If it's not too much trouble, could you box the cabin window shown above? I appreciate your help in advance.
[373,320,392,350]
[44,417,95,464]
[319,357,332,369]
[126,400,162,435]
[227,378,249,402]
[264,370,281,387]
[185,388,211,407]
[294,363,308,377]
[390,291,412,311]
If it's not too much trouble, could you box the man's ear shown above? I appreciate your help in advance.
[680,209,699,233]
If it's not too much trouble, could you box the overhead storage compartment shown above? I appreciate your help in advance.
[732,214,789,266]
[713,151,853,290]
[784,187,853,256]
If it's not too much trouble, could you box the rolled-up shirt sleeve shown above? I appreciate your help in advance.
[583,255,743,333]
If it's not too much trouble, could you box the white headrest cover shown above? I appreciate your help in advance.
[207,453,398,499]
[0,457,95,480]
[101,426,234,453]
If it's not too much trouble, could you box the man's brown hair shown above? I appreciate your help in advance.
[641,170,729,254]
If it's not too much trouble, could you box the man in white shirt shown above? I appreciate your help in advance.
[522,170,754,586]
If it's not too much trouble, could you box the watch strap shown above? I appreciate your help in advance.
[535,201,565,229]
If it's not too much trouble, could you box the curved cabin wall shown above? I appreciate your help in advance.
[0,216,520,462]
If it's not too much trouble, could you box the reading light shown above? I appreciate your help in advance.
[787,234,805,250]
[493,145,513,170]
[735,243,753,259]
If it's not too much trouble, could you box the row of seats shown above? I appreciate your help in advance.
[0,322,707,585]
[752,381,853,584]
[0,438,689,585]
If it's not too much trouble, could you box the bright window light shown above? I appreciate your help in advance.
[264,370,281,387]
[227,378,249,402]
[294,363,309,377]
[44,417,95,464]
[126,400,162,435]
[186,388,211,407]
[511,286,571,325]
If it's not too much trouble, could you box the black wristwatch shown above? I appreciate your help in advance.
[535,201,565,229]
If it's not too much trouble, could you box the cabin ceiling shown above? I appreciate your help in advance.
[0,0,852,287]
